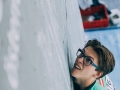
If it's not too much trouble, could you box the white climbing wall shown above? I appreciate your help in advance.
[0,0,85,90]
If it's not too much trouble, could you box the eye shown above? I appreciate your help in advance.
[86,57,92,62]
[84,57,92,65]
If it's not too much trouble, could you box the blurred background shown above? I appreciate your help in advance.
[0,0,119,90]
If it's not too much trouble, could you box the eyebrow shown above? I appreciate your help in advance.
[84,48,94,61]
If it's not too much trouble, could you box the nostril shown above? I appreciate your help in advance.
[78,58,84,64]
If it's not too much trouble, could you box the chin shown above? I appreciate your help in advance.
[71,68,78,78]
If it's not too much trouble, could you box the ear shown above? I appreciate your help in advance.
[93,71,103,79]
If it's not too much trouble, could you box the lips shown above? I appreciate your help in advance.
[74,63,81,70]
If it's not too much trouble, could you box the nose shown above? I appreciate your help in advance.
[77,57,84,64]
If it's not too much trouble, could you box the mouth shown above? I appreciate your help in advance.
[74,63,81,70]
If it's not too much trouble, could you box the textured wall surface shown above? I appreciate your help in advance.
[0,0,85,90]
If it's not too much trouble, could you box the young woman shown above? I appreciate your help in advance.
[71,39,115,90]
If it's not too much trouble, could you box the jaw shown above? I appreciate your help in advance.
[71,67,96,80]
[71,62,84,78]
[71,66,83,79]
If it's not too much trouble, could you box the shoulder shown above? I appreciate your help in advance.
[90,75,115,90]
[90,76,107,90]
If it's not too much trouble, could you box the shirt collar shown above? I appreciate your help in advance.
[85,80,96,89]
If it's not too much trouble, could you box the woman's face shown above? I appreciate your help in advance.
[71,46,99,79]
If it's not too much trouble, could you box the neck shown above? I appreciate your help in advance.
[74,77,96,90]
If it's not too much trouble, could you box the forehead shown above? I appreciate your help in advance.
[84,46,99,64]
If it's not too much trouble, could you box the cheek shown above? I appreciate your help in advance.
[82,66,96,75]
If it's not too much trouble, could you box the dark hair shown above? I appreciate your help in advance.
[84,39,115,78]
